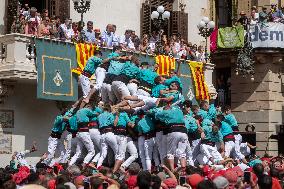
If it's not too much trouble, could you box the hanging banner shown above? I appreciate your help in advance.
[72,43,98,75]
[155,55,176,76]
[217,25,244,48]
[188,61,209,100]
[36,39,78,101]
[249,23,284,48]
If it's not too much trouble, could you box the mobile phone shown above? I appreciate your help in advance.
[179,176,186,185]
[157,165,163,172]
[102,182,109,189]
[83,178,90,189]
[54,166,58,175]
[244,171,251,183]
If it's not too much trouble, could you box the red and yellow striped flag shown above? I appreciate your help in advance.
[72,43,99,75]
[155,55,175,76]
[189,61,210,100]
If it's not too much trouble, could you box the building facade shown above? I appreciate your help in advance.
[0,0,215,167]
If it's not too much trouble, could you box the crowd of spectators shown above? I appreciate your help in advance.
[10,4,206,62]
[236,4,284,29]
[0,145,283,189]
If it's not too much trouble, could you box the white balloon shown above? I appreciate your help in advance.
[162,11,170,19]
[208,21,215,29]
[151,11,159,19]
[202,16,210,24]
[198,21,206,29]
[157,5,165,13]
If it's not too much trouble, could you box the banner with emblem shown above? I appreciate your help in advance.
[217,25,244,48]
[72,43,99,75]
[35,39,78,101]
[188,61,209,100]
[155,55,176,76]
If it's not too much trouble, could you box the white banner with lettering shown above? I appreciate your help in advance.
[249,23,284,48]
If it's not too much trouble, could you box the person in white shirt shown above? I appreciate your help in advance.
[195,45,206,62]
[101,24,114,47]
[120,30,135,50]
[59,19,74,41]
[112,24,120,46]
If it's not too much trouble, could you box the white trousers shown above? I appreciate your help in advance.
[45,136,66,166]
[89,128,102,163]
[167,132,188,159]
[69,137,84,166]
[127,82,138,96]
[199,144,223,165]
[191,139,201,161]
[144,137,160,172]
[233,134,245,160]
[115,135,127,161]
[138,136,146,170]
[137,88,151,97]
[79,75,91,98]
[94,67,106,90]
[111,81,130,102]
[62,133,73,163]
[185,141,194,166]
[71,132,95,165]
[155,131,166,164]
[97,132,118,167]
[121,137,138,168]
[224,141,236,158]
[101,83,116,104]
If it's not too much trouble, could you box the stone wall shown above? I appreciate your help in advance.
[0,81,59,167]
[230,55,284,156]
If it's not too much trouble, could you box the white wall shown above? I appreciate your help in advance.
[70,0,143,37]
[185,0,209,45]
[0,82,60,167]
[0,0,6,34]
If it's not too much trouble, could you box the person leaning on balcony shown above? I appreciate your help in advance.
[84,21,96,44]
[259,6,269,24]
[25,7,40,35]
[119,29,135,51]
[37,17,51,37]
[11,14,26,34]
[101,24,114,47]
[236,11,249,30]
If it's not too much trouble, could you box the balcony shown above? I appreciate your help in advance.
[0,33,36,80]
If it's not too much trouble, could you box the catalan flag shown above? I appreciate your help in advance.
[155,55,176,76]
[189,61,209,100]
[72,43,99,75]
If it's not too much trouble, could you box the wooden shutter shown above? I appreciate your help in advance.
[237,0,252,17]
[141,3,151,37]
[171,11,188,41]
[7,0,19,33]
[58,0,70,20]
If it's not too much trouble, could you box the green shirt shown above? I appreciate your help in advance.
[137,115,155,134]
[184,115,198,133]
[163,91,181,103]
[83,56,103,75]
[155,106,184,126]
[76,108,97,123]
[68,115,78,131]
[98,111,115,128]
[51,115,65,133]
[219,121,233,137]
[90,107,103,122]
[107,52,120,59]
[138,69,158,86]
[151,84,168,98]
[108,60,124,75]
[120,61,140,79]
[164,75,183,89]
[224,113,238,128]
[116,112,131,127]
